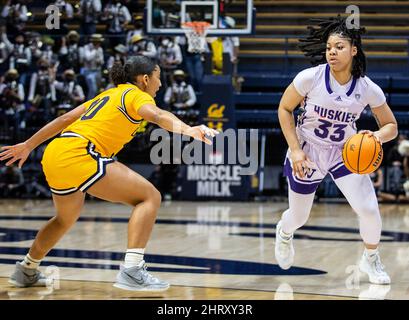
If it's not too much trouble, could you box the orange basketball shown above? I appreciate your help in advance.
[342,133,383,175]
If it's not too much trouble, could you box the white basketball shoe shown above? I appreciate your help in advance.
[114,261,170,292]
[275,220,295,270]
[359,250,391,285]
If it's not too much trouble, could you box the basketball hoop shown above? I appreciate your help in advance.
[182,21,211,53]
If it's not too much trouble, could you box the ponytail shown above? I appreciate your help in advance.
[109,61,128,86]
[109,56,157,86]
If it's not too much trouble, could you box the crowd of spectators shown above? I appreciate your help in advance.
[373,135,409,203]
[0,0,240,198]
[0,0,241,129]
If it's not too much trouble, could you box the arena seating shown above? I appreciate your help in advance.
[2,0,408,164]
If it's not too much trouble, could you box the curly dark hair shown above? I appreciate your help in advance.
[299,15,367,78]
[109,56,157,86]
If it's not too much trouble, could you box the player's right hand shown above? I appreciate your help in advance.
[184,125,219,145]
[0,142,31,168]
[359,130,383,145]
[290,149,314,179]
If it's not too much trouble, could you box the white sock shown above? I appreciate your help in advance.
[20,254,41,269]
[124,248,145,268]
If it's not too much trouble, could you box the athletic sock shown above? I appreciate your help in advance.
[20,254,41,269]
[124,248,145,268]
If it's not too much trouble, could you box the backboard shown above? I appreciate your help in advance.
[145,0,255,36]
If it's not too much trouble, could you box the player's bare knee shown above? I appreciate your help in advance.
[149,187,162,209]
[128,185,161,209]
[55,214,78,229]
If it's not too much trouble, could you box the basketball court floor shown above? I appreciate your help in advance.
[0,199,408,300]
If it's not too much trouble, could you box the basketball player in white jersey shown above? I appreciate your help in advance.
[275,17,398,284]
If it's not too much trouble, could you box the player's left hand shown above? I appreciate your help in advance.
[184,125,220,145]
[0,142,31,168]
[359,130,383,145]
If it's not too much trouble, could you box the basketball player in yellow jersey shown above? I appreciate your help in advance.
[0,56,218,291]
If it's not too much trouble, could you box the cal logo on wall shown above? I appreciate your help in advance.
[180,74,250,200]
[204,103,226,131]
[199,75,236,130]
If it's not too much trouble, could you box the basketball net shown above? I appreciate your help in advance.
[182,21,211,53]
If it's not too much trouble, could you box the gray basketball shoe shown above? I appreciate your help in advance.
[113,261,170,292]
[9,262,48,287]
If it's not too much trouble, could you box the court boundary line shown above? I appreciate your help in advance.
[0,277,360,300]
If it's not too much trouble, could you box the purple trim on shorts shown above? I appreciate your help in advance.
[284,158,322,183]
[328,161,344,172]
[283,158,322,194]
[287,173,321,194]
[329,164,353,179]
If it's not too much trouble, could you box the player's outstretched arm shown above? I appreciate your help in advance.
[138,103,219,145]
[0,104,86,168]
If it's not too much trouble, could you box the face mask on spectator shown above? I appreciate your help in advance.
[161,39,170,47]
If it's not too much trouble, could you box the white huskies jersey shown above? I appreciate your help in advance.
[293,63,386,147]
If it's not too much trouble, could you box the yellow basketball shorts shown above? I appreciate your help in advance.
[41,131,115,195]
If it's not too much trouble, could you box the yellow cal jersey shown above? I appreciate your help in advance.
[41,83,155,195]
[64,83,155,157]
